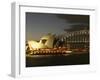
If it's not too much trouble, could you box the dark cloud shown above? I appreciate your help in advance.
[56,14,89,24]
[26,12,89,40]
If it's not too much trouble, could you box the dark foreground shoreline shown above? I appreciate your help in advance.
[26,53,89,67]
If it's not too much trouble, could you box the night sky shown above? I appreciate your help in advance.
[26,12,89,41]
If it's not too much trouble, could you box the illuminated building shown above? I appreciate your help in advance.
[26,28,89,54]
[27,33,55,50]
[39,33,55,48]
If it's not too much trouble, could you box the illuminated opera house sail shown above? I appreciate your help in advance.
[27,34,55,50]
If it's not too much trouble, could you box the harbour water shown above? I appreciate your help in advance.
[26,52,89,67]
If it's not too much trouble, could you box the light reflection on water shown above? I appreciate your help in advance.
[26,53,89,67]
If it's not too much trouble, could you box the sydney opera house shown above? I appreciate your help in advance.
[26,27,89,55]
